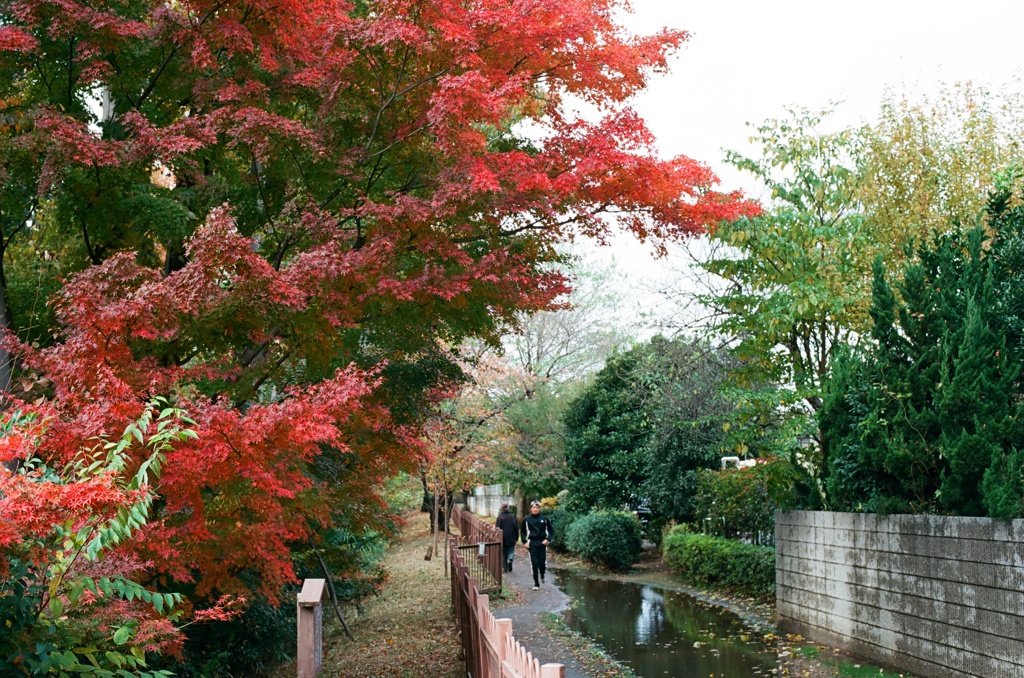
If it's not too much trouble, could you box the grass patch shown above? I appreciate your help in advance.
[494,580,518,603]
[836,661,909,678]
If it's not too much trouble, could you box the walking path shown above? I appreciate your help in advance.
[489,544,593,678]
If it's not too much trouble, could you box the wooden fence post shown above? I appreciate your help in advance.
[540,664,565,678]
[467,578,481,678]
[477,594,489,678]
[297,579,327,678]
[495,618,512,662]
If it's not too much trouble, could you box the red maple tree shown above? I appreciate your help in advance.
[0,0,758,648]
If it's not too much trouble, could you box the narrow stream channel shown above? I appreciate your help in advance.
[555,571,780,678]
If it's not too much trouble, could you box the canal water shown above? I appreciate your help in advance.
[555,571,779,677]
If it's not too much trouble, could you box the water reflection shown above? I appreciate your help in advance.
[635,587,665,643]
[556,572,778,678]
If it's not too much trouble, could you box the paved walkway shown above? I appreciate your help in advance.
[490,543,591,678]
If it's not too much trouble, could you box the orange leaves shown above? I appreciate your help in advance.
[3,210,399,599]
[190,595,246,623]
[152,397,328,596]
[173,206,306,315]
[0,461,126,551]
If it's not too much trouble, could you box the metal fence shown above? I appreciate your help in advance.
[455,544,502,594]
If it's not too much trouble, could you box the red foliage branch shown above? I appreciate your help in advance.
[0,0,761,609]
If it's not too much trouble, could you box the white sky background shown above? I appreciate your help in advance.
[578,0,1024,338]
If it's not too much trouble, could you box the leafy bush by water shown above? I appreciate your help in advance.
[662,528,775,600]
[542,508,580,553]
[691,459,795,546]
[565,511,642,571]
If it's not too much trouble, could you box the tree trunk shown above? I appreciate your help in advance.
[514,487,526,524]
[0,263,11,401]
[442,487,449,576]
[432,484,441,561]
[420,471,433,513]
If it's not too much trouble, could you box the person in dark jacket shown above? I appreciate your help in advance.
[519,500,554,589]
[495,504,518,573]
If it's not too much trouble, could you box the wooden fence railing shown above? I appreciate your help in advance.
[452,504,503,543]
[451,505,503,592]
[455,544,502,594]
[450,538,564,678]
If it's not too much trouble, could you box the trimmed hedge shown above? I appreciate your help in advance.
[662,527,775,600]
[565,511,642,571]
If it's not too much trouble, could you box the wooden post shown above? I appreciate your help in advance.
[477,593,490,677]
[540,664,565,678]
[297,579,328,678]
[467,578,481,678]
[495,618,512,662]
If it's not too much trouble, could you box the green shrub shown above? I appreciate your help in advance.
[169,595,296,676]
[565,511,642,571]
[543,508,580,553]
[692,459,795,546]
[384,472,423,515]
[662,527,775,600]
[646,516,669,547]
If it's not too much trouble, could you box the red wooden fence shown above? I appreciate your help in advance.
[450,537,564,678]
[451,505,503,592]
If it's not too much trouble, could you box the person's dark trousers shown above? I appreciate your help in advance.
[528,541,547,586]
[503,545,515,572]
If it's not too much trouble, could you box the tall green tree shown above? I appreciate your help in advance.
[981,169,1024,518]
[821,214,1024,516]
[562,346,648,511]
[563,337,732,520]
[701,106,869,415]
[637,340,734,521]
[683,88,1024,502]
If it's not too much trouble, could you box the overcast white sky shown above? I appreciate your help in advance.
[585,0,1024,334]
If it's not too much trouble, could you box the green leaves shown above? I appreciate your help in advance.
[111,626,133,646]
[820,220,1024,516]
[662,529,775,600]
[2,404,193,676]
[564,511,643,571]
[564,337,732,520]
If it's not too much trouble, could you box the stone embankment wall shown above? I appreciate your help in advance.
[776,510,1024,678]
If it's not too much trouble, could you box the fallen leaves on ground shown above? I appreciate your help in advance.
[277,513,463,678]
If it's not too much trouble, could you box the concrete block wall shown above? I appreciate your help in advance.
[466,484,514,518]
[776,511,1024,678]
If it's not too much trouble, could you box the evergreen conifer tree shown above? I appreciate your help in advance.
[821,224,1024,515]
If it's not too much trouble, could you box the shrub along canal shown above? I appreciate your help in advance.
[555,570,780,677]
